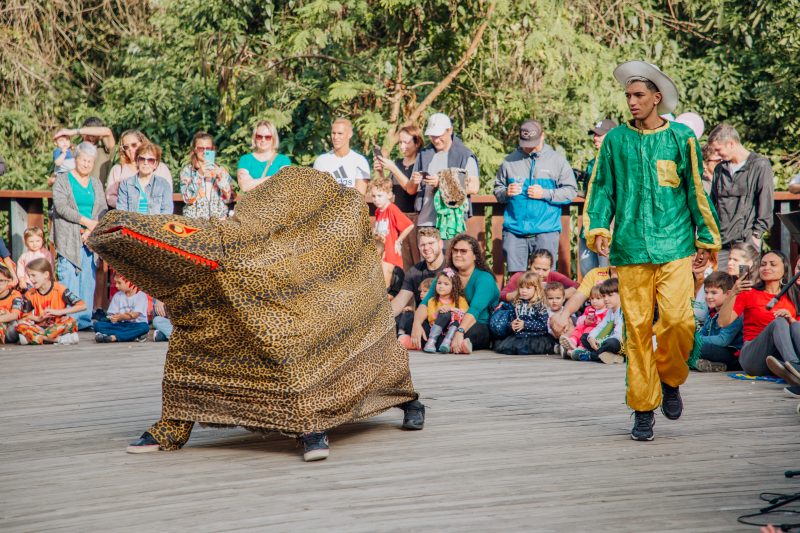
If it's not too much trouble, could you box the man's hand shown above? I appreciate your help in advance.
[550,311,571,337]
[527,184,545,199]
[423,174,440,188]
[507,183,522,197]
[595,236,610,257]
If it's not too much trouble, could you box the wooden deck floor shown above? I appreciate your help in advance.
[1,334,798,532]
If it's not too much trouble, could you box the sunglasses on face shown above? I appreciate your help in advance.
[122,143,140,151]
[194,146,214,153]
[452,247,471,255]
[137,156,157,165]
[255,134,273,141]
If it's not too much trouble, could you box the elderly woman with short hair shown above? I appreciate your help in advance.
[117,142,174,215]
[236,120,292,192]
[52,142,108,329]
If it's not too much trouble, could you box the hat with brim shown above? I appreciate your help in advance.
[613,61,679,115]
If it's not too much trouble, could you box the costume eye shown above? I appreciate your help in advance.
[163,221,200,237]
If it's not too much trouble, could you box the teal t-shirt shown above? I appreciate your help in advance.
[237,153,291,180]
[135,179,149,214]
[68,172,95,220]
[422,268,500,324]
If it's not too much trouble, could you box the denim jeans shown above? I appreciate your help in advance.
[578,233,609,278]
[153,316,173,339]
[56,246,96,330]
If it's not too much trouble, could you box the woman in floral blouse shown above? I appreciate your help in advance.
[179,131,233,220]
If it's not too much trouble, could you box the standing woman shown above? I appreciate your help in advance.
[52,142,108,329]
[106,130,173,208]
[375,124,425,265]
[180,132,233,220]
[117,142,174,215]
[237,121,292,192]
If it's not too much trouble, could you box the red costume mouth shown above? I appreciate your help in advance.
[104,226,219,271]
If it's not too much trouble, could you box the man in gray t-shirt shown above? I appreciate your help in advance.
[412,113,480,227]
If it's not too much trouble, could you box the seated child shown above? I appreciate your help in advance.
[544,281,570,344]
[689,271,743,372]
[16,258,84,345]
[571,278,624,364]
[493,272,557,355]
[152,299,173,342]
[16,227,54,290]
[420,269,469,353]
[397,277,433,348]
[0,265,24,343]
[559,285,608,358]
[53,133,76,174]
[94,276,150,343]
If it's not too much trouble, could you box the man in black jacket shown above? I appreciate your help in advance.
[708,123,774,270]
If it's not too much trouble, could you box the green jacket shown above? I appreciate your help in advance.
[583,121,721,266]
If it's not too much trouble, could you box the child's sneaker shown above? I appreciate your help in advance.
[300,432,329,462]
[154,331,168,342]
[559,335,574,359]
[18,335,28,345]
[397,334,414,350]
[598,352,625,364]
[95,333,113,343]
[571,348,590,361]
[136,334,148,343]
[57,333,77,345]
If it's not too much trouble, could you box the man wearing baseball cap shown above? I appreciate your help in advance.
[411,113,480,231]
[577,118,617,277]
[582,61,721,441]
[494,119,577,274]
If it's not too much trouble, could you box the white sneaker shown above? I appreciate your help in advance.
[598,352,625,364]
[70,332,80,344]
[19,335,28,345]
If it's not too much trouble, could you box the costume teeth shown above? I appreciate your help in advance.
[119,228,219,270]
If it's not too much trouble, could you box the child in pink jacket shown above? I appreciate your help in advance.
[559,285,607,358]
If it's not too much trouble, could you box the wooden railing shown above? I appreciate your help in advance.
[3,190,800,290]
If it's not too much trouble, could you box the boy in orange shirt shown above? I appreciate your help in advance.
[17,258,86,345]
[0,265,25,343]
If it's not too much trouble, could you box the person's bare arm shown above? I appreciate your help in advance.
[391,289,414,317]
[355,179,368,196]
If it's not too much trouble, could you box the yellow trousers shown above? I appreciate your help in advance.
[616,256,694,412]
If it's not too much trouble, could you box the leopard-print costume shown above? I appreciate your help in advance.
[88,167,418,447]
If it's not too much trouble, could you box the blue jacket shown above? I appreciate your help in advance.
[117,174,174,215]
[699,312,743,349]
[494,145,577,236]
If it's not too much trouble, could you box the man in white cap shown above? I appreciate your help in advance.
[411,113,479,232]
[494,119,577,273]
[582,61,721,441]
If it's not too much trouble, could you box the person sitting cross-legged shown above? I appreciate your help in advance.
[571,278,625,364]
[94,275,150,343]
[689,271,743,372]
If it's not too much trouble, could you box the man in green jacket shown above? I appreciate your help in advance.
[584,61,721,441]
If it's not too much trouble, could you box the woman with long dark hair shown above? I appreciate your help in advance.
[718,250,800,379]
[410,234,499,353]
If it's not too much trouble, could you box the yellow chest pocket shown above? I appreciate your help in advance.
[657,160,680,188]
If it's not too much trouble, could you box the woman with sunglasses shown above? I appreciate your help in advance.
[116,143,174,215]
[180,131,233,220]
[236,121,291,192]
[106,130,172,208]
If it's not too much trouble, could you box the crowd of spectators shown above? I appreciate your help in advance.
[2,110,800,398]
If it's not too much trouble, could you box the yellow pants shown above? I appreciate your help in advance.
[616,256,694,412]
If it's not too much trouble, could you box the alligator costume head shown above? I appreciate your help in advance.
[88,166,417,434]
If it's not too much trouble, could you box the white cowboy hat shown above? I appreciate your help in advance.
[613,61,679,115]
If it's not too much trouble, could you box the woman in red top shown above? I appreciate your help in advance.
[500,249,578,302]
[718,250,800,379]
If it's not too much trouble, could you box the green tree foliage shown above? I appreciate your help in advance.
[1,0,798,191]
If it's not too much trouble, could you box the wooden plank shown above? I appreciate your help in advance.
[1,337,797,531]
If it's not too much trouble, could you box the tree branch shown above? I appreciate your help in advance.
[406,1,497,125]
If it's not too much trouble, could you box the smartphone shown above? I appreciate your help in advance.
[419,171,430,179]
[739,264,749,278]
[204,150,216,169]
[372,145,382,159]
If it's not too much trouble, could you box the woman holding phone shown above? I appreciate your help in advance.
[237,121,291,192]
[374,125,424,213]
[179,131,233,220]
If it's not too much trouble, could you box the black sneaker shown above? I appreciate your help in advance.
[154,331,168,342]
[300,432,329,462]
[126,432,161,454]
[784,385,800,399]
[135,334,148,343]
[401,400,425,430]
[95,333,112,343]
[661,383,683,420]
[784,361,800,383]
[631,410,655,441]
